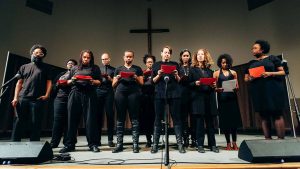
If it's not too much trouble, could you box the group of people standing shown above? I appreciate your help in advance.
[10,39,287,154]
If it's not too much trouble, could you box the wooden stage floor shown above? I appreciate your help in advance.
[1,134,300,169]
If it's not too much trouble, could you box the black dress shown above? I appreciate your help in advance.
[217,70,242,129]
[246,55,285,116]
[189,67,218,147]
[189,67,218,116]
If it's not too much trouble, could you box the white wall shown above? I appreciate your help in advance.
[0,0,299,96]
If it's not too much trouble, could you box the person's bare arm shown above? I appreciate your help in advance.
[11,79,23,107]
[38,80,52,100]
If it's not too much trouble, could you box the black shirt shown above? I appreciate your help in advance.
[55,71,71,98]
[142,69,155,95]
[68,65,101,91]
[98,65,115,91]
[179,65,191,87]
[18,62,51,99]
[152,61,182,99]
[114,65,143,92]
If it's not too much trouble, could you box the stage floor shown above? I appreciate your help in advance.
[1,134,300,169]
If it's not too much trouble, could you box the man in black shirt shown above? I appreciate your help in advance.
[11,44,52,141]
[96,53,116,147]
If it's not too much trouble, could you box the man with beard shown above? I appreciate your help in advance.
[11,44,52,141]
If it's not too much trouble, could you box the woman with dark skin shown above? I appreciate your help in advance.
[59,50,101,153]
[140,54,156,148]
[178,49,195,147]
[50,59,77,148]
[213,54,242,150]
[244,40,285,139]
[112,50,144,153]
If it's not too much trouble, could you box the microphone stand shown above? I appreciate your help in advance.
[281,54,300,138]
[163,76,170,167]
[0,86,9,105]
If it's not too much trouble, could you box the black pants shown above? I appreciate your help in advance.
[195,115,217,147]
[97,89,115,142]
[154,98,182,128]
[11,97,44,141]
[180,89,191,140]
[65,89,99,148]
[51,97,68,146]
[114,90,140,143]
[139,94,155,139]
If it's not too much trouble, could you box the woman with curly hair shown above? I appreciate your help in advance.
[189,48,219,153]
[213,54,242,150]
[244,40,286,139]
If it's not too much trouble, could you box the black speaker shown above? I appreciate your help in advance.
[0,141,53,164]
[238,139,300,163]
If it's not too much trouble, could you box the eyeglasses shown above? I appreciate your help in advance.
[32,51,44,57]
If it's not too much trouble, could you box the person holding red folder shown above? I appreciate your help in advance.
[151,46,185,153]
[60,50,102,153]
[189,48,219,153]
[213,54,242,151]
[140,54,156,148]
[244,40,286,139]
[178,49,195,148]
[50,59,77,148]
[112,50,144,153]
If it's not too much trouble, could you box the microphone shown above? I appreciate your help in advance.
[1,74,21,89]
[281,59,289,75]
[164,76,169,82]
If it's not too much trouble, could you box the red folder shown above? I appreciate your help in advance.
[199,78,216,85]
[57,80,68,85]
[120,71,135,78]
[143,70,152,76]
[249,66,265,78]
[101,73,108,78]
[161,65,176,74]
[74,75,92,80]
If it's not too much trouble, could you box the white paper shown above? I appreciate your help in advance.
[222,79,237,92]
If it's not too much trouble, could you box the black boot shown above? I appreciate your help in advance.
[151,126,161,154]
[183,129,189,147]
[190,139,197,148]
[132,120,140,153]
[174,125,186,153]
[112,121,123,153]
[145,134,152,148]
[108,133,115,147]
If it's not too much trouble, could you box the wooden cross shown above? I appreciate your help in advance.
[130,8,170,55]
